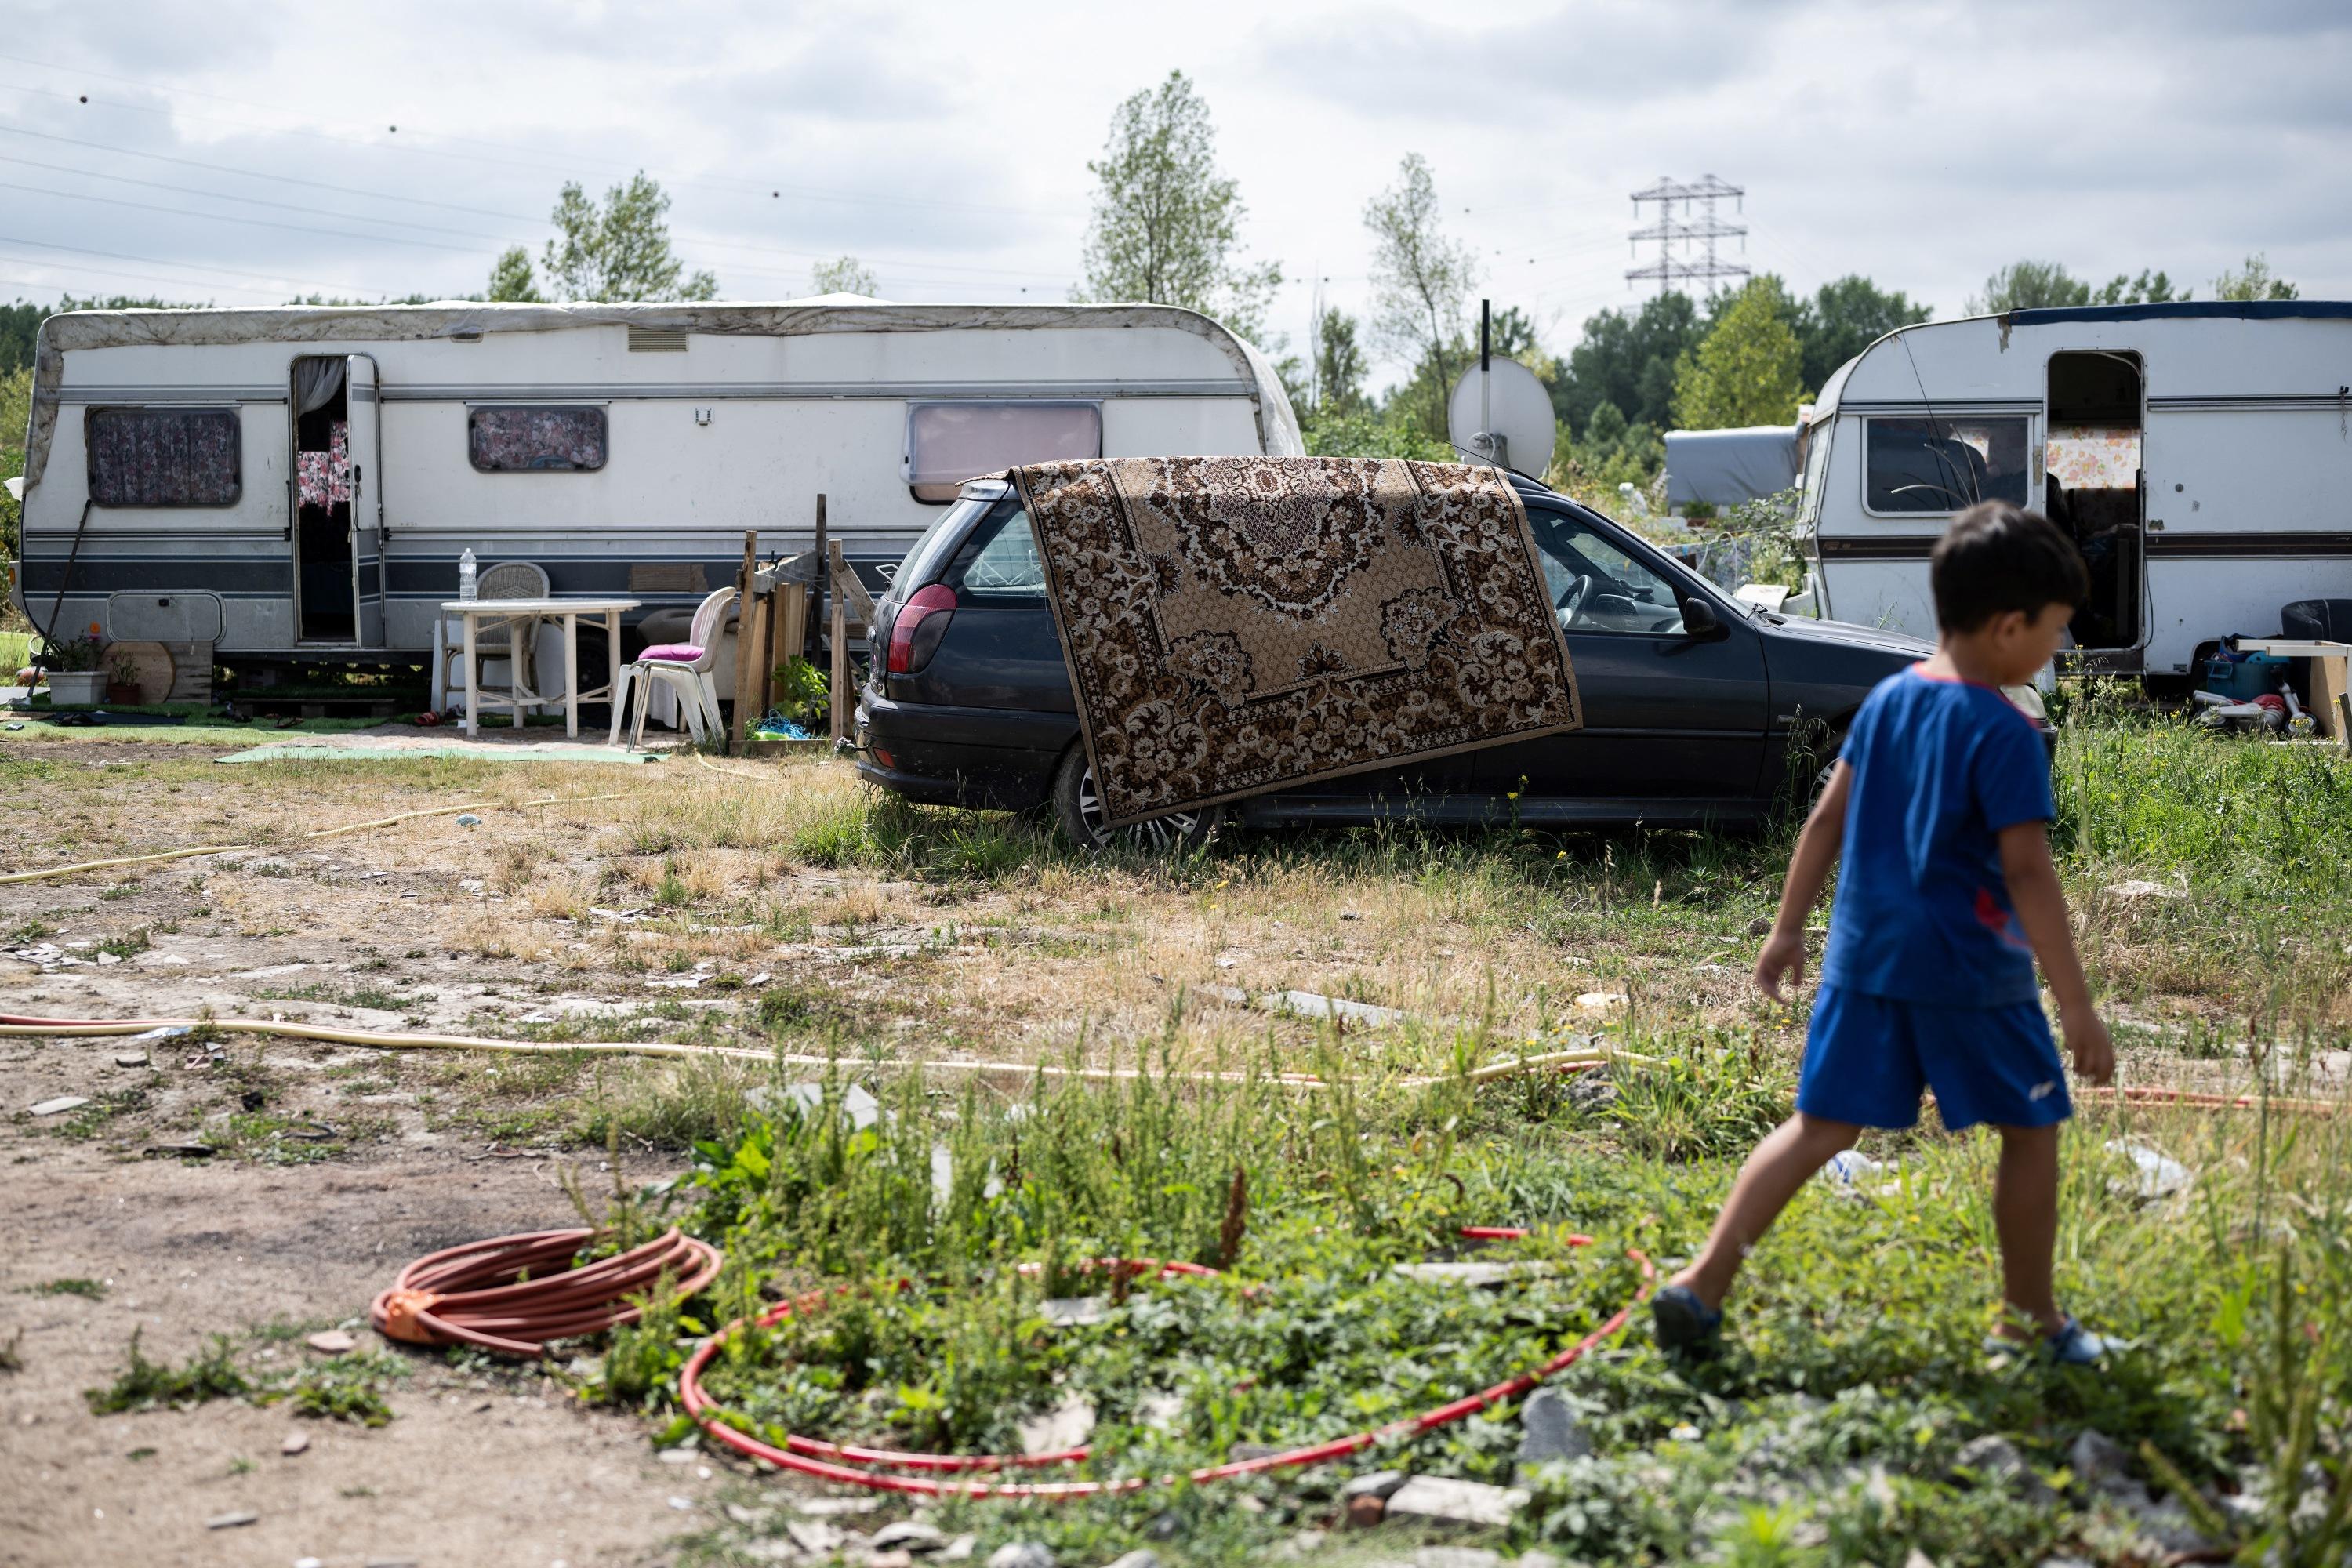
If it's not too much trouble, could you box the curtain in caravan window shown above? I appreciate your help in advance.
[293,358,346,416]
[906,401,1101,503]
[86,407,241,506]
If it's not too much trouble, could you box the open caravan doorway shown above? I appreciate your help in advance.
[2044,350,2145,656]
[291,355,354,643]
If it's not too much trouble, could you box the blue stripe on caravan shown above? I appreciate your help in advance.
[2008,300,2352,325]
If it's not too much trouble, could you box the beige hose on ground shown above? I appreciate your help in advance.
[0,1011,1609,1090]
[0,793,631,886]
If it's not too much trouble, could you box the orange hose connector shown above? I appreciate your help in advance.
[369,1227,721,1358]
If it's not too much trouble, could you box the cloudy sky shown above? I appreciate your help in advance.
[5,0,2347,385]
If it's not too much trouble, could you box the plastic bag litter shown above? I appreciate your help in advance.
[2106,1138,2192,1200]
[1820,1149,1900,1196]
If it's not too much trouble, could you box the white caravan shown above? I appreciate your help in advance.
[9,299,1300,668]
[1796,301,2352,681]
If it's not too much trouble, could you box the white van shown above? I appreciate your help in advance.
[1796,300,2352,681]
[9,299,1299,672]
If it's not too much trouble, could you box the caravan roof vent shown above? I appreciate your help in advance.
[626,326,689,353]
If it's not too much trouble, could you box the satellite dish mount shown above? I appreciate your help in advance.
[1447,299,1556,480]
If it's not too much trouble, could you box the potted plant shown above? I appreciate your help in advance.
[39,624,107,707]
[107,652,142,706]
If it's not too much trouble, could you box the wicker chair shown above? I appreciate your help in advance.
[433,561,551,712]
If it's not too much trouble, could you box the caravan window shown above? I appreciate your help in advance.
[905,401,1101,503]
[1864,416,2030,514]
[85,407,241,506]
[469,405,608,473]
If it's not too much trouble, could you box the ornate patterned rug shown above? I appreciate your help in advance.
[1014,456,1581,826]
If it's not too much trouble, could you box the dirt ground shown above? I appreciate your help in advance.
[0,729,2321,1567]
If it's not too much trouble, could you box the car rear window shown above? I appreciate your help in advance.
[944,505,1045,600]
[892,493,992,596]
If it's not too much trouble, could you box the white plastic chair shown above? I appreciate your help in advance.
[610,586,736,747]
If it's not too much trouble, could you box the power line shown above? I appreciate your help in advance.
[0,58,1069,220]
[0,123,550,225]
[1626,175,1748,297]
[0,234,384,296]
[0,178,489,252]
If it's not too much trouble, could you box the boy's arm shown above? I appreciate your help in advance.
[1998,822,2114,1085]
[1755,760,1850,1001]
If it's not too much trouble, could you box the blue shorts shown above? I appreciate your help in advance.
[1795,984,2071,1132]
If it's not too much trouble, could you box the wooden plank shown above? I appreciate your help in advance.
[2234,639,2352,658]
[829,538,875,621]
[2313,654,2350,740]
[2337,691,2352,754]
[730,532,758,752]
[830,594,849,745]
[808,493,828,668]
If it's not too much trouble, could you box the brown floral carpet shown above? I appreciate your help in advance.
[1014,456,1581,826]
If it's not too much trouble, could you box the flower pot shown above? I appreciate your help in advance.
[45,670,105,706]
[107,681,142,705]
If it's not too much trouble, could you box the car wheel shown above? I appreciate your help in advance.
[1051,746,1221,853]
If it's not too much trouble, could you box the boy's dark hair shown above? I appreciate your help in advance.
[1931,502,2089,632]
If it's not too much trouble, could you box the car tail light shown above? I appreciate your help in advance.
[887,583,956,674]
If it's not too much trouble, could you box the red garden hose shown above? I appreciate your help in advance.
[677,1229,1654,1499]
[372,1226,722,1358]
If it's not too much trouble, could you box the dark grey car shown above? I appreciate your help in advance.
[854,474,1936,848]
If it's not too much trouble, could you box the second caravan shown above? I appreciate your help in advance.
[1796,299,2352,683]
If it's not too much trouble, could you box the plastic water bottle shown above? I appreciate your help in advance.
[459,547,477,602]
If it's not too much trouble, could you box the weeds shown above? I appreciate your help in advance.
[260,1351,405,1426]
[25,1277,106,1299]
[85,1330,249,1413]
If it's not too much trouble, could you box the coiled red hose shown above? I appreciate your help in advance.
[372,1227,721,1358]
[677,1230,1653,1498]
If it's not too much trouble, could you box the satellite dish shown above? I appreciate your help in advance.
[1448,354,1556,479]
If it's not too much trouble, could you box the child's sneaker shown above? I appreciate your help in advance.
[1650,1283,1722,1356]
[1984,1315,2108,1366]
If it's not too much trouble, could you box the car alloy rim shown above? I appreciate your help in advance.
[1077,764,1203,851]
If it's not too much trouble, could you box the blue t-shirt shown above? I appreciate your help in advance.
[1819,668,2053,1007]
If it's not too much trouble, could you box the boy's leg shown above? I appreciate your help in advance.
[1990,1122,2065,1338]
[1671,1112,1862,1310]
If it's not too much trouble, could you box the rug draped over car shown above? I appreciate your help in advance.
[1013,456,1581,826]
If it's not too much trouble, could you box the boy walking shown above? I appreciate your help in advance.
[1653,502,2114,1363]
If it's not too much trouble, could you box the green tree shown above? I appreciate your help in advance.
[1673,277,1804,430]
[0,363,27,565]
[2092,269,2186,305]
[2212,252,2298,301]
[487,245,542,303]
[810,256,879,297]
[1795,275,1930,390]
[1968,260,2091,314]
[1073,71,1279,340]
[1363,153,1476,434]
[1312,306,1367,414]
[1552,292,1702,438]
[538,172,717,303]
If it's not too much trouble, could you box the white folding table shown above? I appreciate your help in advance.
[440,597,640,738]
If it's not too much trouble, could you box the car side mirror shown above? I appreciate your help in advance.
[1682,597,1729,640]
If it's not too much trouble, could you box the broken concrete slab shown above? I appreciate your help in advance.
[27,1096,89,1117]
[1383,1476,1530,1530]
[1204,985,1407,1029]
[1390,1260,1559,1287]
[1515,1388,1592,1467]
[1016,1395,1096,1457]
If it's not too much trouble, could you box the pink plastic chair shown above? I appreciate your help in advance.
[609,586,736,747]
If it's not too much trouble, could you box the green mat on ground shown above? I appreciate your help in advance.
[216,743,663,765]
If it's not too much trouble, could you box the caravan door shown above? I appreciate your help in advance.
[347,354,386,648]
